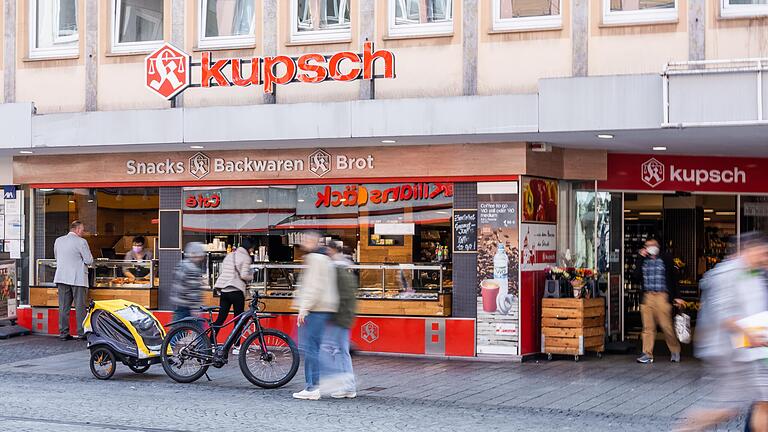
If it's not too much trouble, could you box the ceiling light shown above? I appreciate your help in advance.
[704,217,711,222]
[39,188,54,192]
[339,198,346,202]
[652,146,667,151]
[256,199,263,203]
[388,198,396,202]
[638,211,661,216]
[381,139,397,144]
[297,199,305,203]
[19,150,33,154]
[704,209,714,213]
[716,211,735,216]
[190,145,204,149]
[68,199,75,203]
[87,199,94,203]
[597,134,614,139]
[623,209,631,213]
[625,217,639,221]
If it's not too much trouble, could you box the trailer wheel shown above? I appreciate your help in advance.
[90,347,117,380]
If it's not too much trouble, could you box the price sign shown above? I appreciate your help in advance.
[453,210,477,253]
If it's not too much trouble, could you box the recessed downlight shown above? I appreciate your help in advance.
[19,150,33,154]
[597,134,614,139]
[190,145,204,149]
[381,139,397,144]
[653,146,667,151]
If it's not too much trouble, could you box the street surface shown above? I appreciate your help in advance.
[0,336,748,431]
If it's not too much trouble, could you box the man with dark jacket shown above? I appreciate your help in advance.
[634,238,683,364]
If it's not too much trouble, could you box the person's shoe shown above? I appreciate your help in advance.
[75,335,87,341]
[671,352,681,363]
[331,391,357,399]
[58,335,73,341]
[292,389,321,400]
[636,354,654,364]
[231,346,240,356]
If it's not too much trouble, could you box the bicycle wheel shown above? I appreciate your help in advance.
[90,347,116,380]
[239,329,299,389]
[161,324,211,383]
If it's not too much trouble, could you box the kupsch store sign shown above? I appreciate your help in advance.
[145,41,396,99]
[598,153,768,193]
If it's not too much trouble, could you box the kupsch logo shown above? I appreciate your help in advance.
[640,157,747,188]
[361,321,380,344]
[144,41,395,99]
[641,158,665,188]
[145,43,190,100]
[189,152,211,179]
[308,149,332,177]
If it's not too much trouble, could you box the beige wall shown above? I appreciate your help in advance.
[706,0,768,59]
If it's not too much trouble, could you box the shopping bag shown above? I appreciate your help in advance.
[675,313,691,344]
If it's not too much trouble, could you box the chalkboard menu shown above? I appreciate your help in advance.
[478,201,517,229]
[453,210,477,253]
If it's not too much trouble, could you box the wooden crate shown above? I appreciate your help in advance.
[541,297,605,360]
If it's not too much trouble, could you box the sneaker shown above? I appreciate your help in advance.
[292,389,321,400]
[232,346,240,356]
[636,354,654,364]
[331,391,357,399]
[670,352,681,363]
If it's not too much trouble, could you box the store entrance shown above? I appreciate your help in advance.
[621,193,737,341]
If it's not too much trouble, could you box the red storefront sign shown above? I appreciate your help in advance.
[599,153,768,193]
[145,41,396,99]
[185,193,221,209]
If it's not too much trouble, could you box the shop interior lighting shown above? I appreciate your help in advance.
[625,217,639,221]
[297,199,305,202]
[19,150,33,154]
[256,199,263,203]
[597,134,614,139]
[704,217,712,222]
[704,209,714,213]
[652,146,667,151]
[624,209,632,213]
[716,211,736,216]
[40,188,54,192]
[381,139,397,144]
[638,211,662,216]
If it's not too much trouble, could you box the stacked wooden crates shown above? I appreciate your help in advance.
[541,298,605,361]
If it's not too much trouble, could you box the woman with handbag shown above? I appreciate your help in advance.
[213,237,256,355]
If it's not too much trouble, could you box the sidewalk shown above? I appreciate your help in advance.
[0,335,747,431]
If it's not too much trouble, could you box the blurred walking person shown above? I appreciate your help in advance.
[634,238,684,364]
[170,242,207,323]
[320,242,358,399]
[292,232,338,400]
[677,232,768,432]
[54,220,94,340]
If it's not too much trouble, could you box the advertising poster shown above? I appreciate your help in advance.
[520,224,557,271]
[521,177,558,223]
[476,182,519,355]
[0,261,17,320]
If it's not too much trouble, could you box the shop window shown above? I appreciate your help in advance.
[291,0,351,43]
[112,0,164,54]
[35,188,160,260]
[29,0,79,59]
[493,0,562,32]
[198,0,256,49]
[602,0,677,25]
[721,0,768,18]
[388,0,453,37]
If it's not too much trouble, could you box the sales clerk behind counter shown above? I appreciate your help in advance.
[123,236,153,280]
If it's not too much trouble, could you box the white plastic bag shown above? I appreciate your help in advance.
[675,313,691,344]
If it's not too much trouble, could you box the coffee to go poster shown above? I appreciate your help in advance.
[0,261,17,320]
[476,182,519,355]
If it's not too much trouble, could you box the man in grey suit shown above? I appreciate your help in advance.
[54,220,94,340]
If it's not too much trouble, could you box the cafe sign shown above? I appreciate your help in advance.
[145,41,396,99]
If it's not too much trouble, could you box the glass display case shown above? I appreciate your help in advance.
[36,259,158,289]
[250,262,449,300]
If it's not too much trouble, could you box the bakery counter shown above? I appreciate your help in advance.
[29,286,158,309]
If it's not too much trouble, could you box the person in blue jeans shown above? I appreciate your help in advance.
[292,232,338,401]
[320,242,358,399]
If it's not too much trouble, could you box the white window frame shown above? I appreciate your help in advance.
[602,0,678,25]
[388,0,454,37]
[111,0,164,54]
[492,0,562,32]
[720,0,768,19]
[290,0,352,43]
[198,0,256,49]
[29,0,79,59]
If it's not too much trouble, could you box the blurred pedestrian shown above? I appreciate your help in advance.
[213,237,255,355]
[320,242,358,399]
[170,242,207,323]
[54,220,94,341]
[634,238,684,364]
[292,232,338,400]
[677,232,768,432]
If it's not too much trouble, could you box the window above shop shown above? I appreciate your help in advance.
[720,0,768,18]
[602,0,678,25]
[29,0,79,59]
[198,0,256,49]
[388,0,453,37]
[111,0,164,54]
[291,0,351,43]
[492,0,562,32]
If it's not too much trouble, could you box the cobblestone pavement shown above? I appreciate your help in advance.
[0,335,748,431]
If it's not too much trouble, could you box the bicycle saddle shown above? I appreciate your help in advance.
[199,306,220,312]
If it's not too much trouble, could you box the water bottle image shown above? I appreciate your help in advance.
[493,242,509,313]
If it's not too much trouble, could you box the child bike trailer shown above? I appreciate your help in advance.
[83,299,166,380]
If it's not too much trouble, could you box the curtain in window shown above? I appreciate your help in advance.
[118,0,164,43]
[499,0,559,18]
[395,0,453,24]
[35,0,78,49]
[297,0,350,31]
[610,0,675,11]
[205,0,254,38]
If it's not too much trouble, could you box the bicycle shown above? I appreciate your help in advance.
[160,290,299,388]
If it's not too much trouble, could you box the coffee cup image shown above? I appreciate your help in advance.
[480,279,499,313]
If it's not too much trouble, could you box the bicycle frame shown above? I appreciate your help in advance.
[177,307,269,366]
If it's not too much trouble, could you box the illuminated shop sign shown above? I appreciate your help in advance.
[145,41,396,99]
[315,183,453,208]
[185,193,221,209]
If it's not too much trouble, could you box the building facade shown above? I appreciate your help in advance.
[2,0,768,359]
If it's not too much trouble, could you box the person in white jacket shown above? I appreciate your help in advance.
[292,231,338,400]
[213,237,255,355]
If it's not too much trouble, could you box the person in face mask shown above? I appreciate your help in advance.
[123,236,154,280]
[634,238,684,364]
